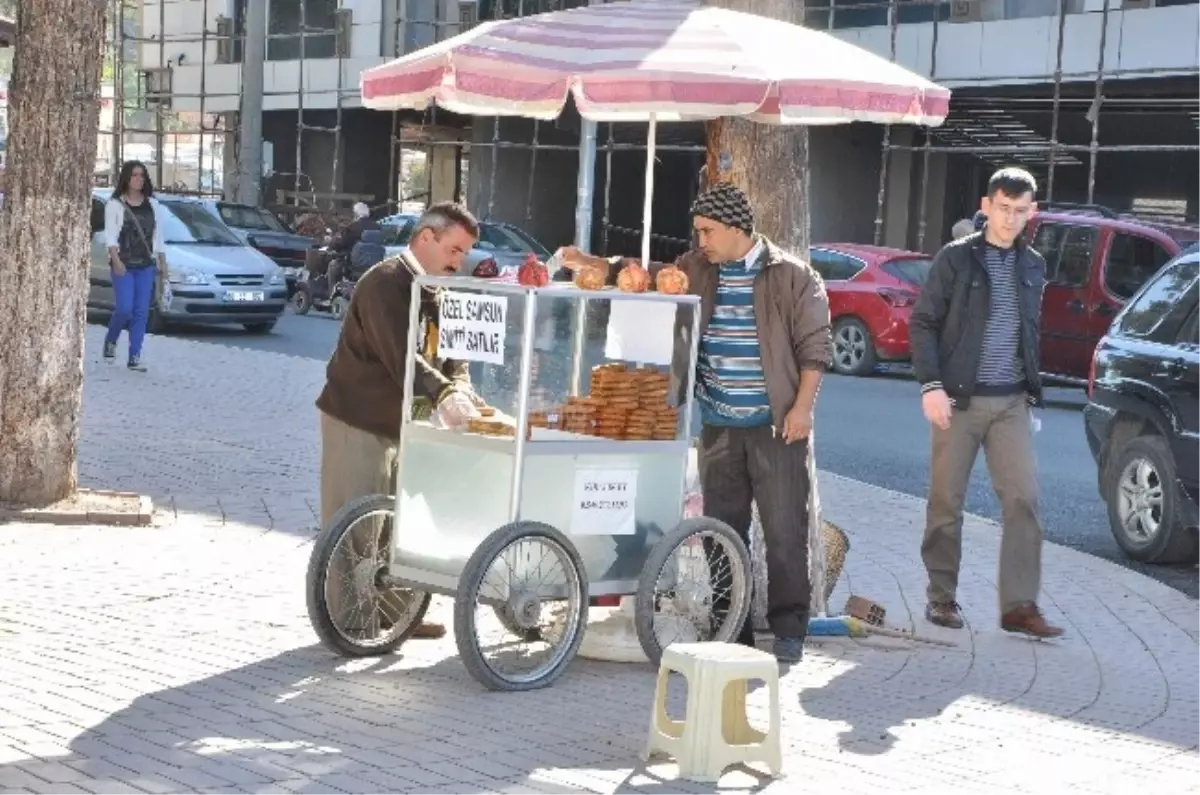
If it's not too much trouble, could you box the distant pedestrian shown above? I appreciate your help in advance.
[910,167,1063,638]
[103,160,167,372]
[950,211,987,240]
[950,218,974,240]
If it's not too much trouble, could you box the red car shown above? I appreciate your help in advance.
[809,243,933,376]
[1025,205,1198,383]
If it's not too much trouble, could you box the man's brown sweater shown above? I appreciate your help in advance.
[316,252,469,441]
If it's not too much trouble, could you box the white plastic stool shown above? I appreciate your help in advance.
[644,642,782,783]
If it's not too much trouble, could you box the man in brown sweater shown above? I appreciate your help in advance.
[316,201,482,641]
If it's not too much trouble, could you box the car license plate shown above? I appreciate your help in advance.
[227,290,265,302]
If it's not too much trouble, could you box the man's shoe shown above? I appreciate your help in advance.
[773,637,804,663]
[127,355,147,372]
[1001,603,1063,639]
[411,621,446,639]
[925,601,964,629]
[103,341,116,361]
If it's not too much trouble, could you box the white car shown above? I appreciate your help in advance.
[87,190,290,334]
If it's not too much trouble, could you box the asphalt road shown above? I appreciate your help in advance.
[168,310,1198,598]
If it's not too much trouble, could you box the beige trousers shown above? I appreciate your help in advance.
[319,411,409,629]
[921,393,1044,613]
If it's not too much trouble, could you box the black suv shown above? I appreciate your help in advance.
[1084,250,1199,563]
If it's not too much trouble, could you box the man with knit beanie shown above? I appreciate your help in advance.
[559,182,833,663]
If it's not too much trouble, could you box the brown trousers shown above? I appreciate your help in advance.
[319,411,408,628]
[699,424,812,639]
[922,393,1044,613]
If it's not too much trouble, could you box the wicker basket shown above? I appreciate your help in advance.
[820,518,850,602]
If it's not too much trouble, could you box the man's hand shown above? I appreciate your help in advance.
[463,387,487,410]
[437,389,479,429]
[782,401,813,444]
[111,260,126,277]
[922,388,953,431]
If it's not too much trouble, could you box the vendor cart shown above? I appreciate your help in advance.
[306,276,754,691]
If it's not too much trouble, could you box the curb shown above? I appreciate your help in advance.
[0,489,154,527]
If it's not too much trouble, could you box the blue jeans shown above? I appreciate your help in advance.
[105,264,157,358]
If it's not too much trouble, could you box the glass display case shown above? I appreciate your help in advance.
[389,275,702,597]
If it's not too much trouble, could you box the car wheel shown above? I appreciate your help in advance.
[243,321,276,335]
[1105,434,1198,564]
[831,317,877,377]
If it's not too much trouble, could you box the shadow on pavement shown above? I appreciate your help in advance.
[0,641,776,794]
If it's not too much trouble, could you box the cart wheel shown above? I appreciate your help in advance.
[454,521,588,692]
[634,517,752,667]
[306,494,432,657]
[492,605,541,642]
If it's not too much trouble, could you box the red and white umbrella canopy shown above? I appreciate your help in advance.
[360,0,950,126]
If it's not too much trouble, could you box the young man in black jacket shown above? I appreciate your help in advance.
[909,167,1063,639]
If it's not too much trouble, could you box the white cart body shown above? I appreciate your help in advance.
[388,275,702,600]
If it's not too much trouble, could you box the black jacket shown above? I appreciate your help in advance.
[337,216,380,253]
[349,228,387,278]
[909,232,1046,409]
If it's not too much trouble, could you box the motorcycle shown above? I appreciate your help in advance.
[293,244,355,319]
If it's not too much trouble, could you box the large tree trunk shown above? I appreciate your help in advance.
[703,0,820,628]
[703,0,810,258]
[0,0,106,505]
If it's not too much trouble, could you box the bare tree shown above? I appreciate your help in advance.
[0,0,107,505]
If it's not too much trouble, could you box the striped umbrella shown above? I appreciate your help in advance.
[360,0,949,126]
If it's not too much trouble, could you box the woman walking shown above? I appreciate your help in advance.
[104,160,167,371]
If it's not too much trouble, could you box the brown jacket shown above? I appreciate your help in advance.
[635,237,832,429]
[316,252,469,441]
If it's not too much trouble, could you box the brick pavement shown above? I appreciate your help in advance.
[0,325,1196,795]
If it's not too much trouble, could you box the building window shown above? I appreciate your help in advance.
[268,0,337,61]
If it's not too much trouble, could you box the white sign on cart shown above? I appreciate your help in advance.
[571,468,638,536]
[438,291,508,364]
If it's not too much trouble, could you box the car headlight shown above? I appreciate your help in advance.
[168,268,209,285]
[269,269,285,285]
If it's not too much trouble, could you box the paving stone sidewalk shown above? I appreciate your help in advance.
[0,326,1197,795]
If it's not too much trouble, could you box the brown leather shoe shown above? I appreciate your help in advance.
[925,601,964,629]
[1001,603,1063,639]
[411,621,447,639]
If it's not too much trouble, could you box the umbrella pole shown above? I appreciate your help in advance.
[640,114,657,266]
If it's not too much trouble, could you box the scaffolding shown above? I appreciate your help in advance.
[100,0,1200,252]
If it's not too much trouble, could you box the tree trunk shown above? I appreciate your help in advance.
[703,0,816,629]
[703,0,810,258]
[0,0,107,505]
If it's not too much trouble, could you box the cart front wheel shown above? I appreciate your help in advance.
[306,494,432,657]
[454,521,588,692]
[634,517,752,667]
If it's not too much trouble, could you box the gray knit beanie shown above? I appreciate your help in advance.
[690,182,755,236]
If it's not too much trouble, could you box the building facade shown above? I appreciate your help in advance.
[127,0,1198,251]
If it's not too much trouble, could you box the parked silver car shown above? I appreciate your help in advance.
[379,213,554,275]
[88,189,289,334]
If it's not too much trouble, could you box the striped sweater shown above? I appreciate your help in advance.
[696,240,773,427]
[976,244,1026,391]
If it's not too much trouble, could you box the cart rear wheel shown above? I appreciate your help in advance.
[634,517,752,667]
[454,521,588,692]
[306,494,431,657]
